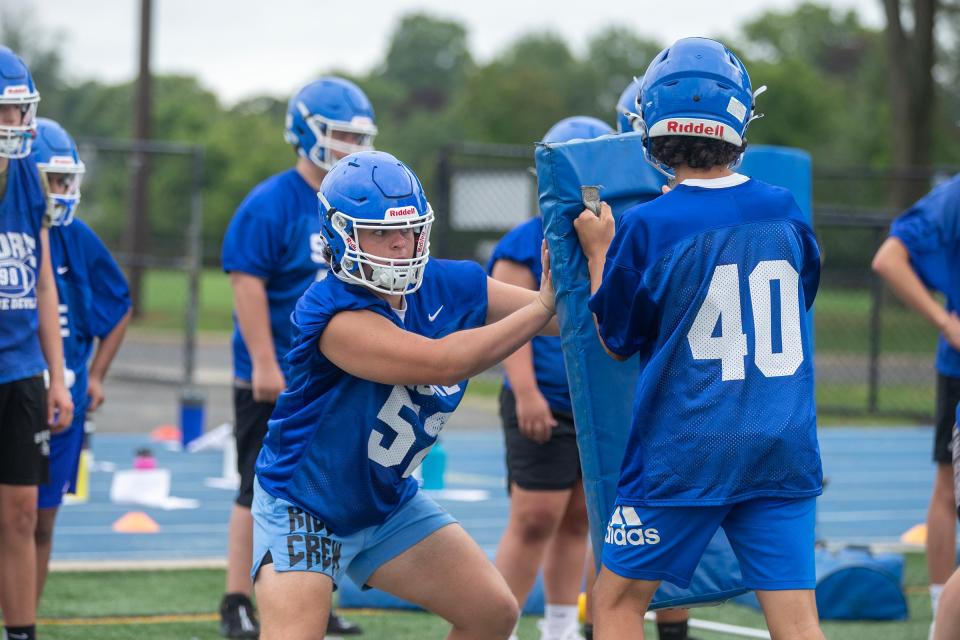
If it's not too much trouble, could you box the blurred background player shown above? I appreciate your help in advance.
[574,38,824,639]
[252,150,561,640]
[490,115,610,640]
[219,76,376,638]
[31,118,132,603]
[0,45,73,640]
[932,402,960,640]
[872,173,960,636]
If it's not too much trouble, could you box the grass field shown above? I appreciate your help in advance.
[34,554,933,639]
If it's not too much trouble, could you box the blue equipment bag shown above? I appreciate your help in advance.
[735,547,908,620]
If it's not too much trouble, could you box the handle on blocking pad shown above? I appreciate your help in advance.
[581,185,601,216]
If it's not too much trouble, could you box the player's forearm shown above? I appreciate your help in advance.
[872,240,951,331]
[230,275,278,367]
[37,235,66,383]
[502,343,539,394]
[586,253,606,296]
[89,309,131,381]
[433,300,554,386]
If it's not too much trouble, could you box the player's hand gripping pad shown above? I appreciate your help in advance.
[535,133,811,607]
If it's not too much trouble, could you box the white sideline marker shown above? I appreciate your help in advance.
[644,613,770,639]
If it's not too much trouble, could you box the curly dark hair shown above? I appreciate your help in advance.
[649,136,747,170]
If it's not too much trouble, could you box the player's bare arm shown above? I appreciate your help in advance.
[491,258,557,443]
[320,287,554,387]
[230,272,286,401]
[87,308,132,411]
[36,226,73,430]
[573,202,624,361]
[872,236,960,350]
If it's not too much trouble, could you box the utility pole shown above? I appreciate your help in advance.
[125,0,152,316]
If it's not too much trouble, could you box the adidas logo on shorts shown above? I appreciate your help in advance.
[605,506,661,546]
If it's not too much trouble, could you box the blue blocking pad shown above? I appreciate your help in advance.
[535,134,812,607]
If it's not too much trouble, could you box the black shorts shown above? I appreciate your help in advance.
[934,373,960,464]
[500,386,581,491]
[0,375,49,485]
[233,385,275,508]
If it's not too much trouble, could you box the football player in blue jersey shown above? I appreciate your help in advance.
[573,39,824,639]
[872,175,960,633]
[30,118,131,604]
[490,115,611,640]
[252,150,558,640]
[0,47,73,640]
[615,77,643,134]
[219,76,375,638]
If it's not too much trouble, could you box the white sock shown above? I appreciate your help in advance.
[931,583,945,616]
[544,603,580,636]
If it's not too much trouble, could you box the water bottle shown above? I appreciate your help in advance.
[422,439,447,490]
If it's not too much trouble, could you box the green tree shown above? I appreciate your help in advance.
[580,27,662,123]
[378,13,473,113]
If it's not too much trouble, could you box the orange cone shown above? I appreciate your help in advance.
[112,511,160,533]
[900,523,926,546]
[151,424,181,442]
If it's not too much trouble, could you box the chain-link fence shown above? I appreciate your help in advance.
[436,142,954,421]
[74,138,205,389]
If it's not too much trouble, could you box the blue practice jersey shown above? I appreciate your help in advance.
[890,174,960,378]
[221,168,328,382]
[49,219,131,413]
[0,158,47,384]
[487,217,571,413]
[589,174,822,506]
[256,259,488,534]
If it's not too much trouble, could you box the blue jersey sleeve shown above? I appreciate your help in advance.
[890,179,960,293]
[487,218,542,281]
[221,195,282,279]
[285,279,394,370]
[588,211,656,358]
[77,223,131,337]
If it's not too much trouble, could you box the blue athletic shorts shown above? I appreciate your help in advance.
[251,476,456,588]
[602,496,817,591]
[38,411,85,509]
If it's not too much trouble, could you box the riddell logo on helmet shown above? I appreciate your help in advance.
[385,206,418,219]
[3,85,28,96]
[665,120,724,139]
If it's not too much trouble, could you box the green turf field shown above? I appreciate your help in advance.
[34,554,933,639]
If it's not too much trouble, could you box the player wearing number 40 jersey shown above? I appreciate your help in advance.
[253,150,559,640]
[574,38,824,640]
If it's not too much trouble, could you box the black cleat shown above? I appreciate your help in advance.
[219,593,260,639]
[327,611,363,635]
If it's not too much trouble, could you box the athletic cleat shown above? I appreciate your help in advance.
[327,611,363,636]
[219,593,260,639]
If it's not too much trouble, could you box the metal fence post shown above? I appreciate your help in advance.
[867,226,884,413]
[179,146,205,447]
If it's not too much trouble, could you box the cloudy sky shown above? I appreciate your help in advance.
[5,0,883,104]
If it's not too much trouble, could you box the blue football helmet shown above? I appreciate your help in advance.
[615,77,643,133]
[284,77,377,171]
[543,116,613,144]
[319,151,433,295]
[638,38,763,176]
[0,46,41,158]
[32,118,84,226]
